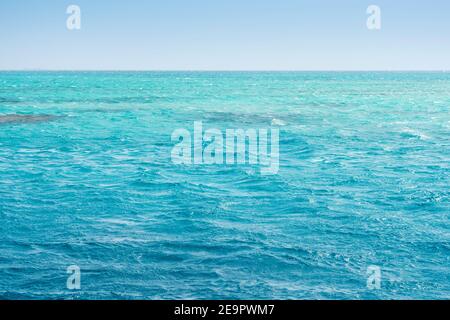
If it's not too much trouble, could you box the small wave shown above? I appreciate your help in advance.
[400,128,431,140]
[271,118,287,126]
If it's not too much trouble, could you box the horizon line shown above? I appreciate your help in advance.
[0,69,449,72]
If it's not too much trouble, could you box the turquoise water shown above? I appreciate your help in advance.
[0,72,449,299]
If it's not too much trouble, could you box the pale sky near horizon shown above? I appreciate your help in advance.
[1,0,449,71]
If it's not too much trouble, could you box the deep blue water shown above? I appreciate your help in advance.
[0,72,449,299]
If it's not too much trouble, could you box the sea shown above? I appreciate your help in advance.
[0,71,449,299]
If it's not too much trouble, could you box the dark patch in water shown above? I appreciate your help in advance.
[0,114,62,125]
[71,108,135,114]
[204,111,282,125]
[0,97,22,104]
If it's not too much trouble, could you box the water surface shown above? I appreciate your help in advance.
[0,72,449,299]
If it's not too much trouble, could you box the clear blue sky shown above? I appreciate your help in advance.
[1,0,449,70]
